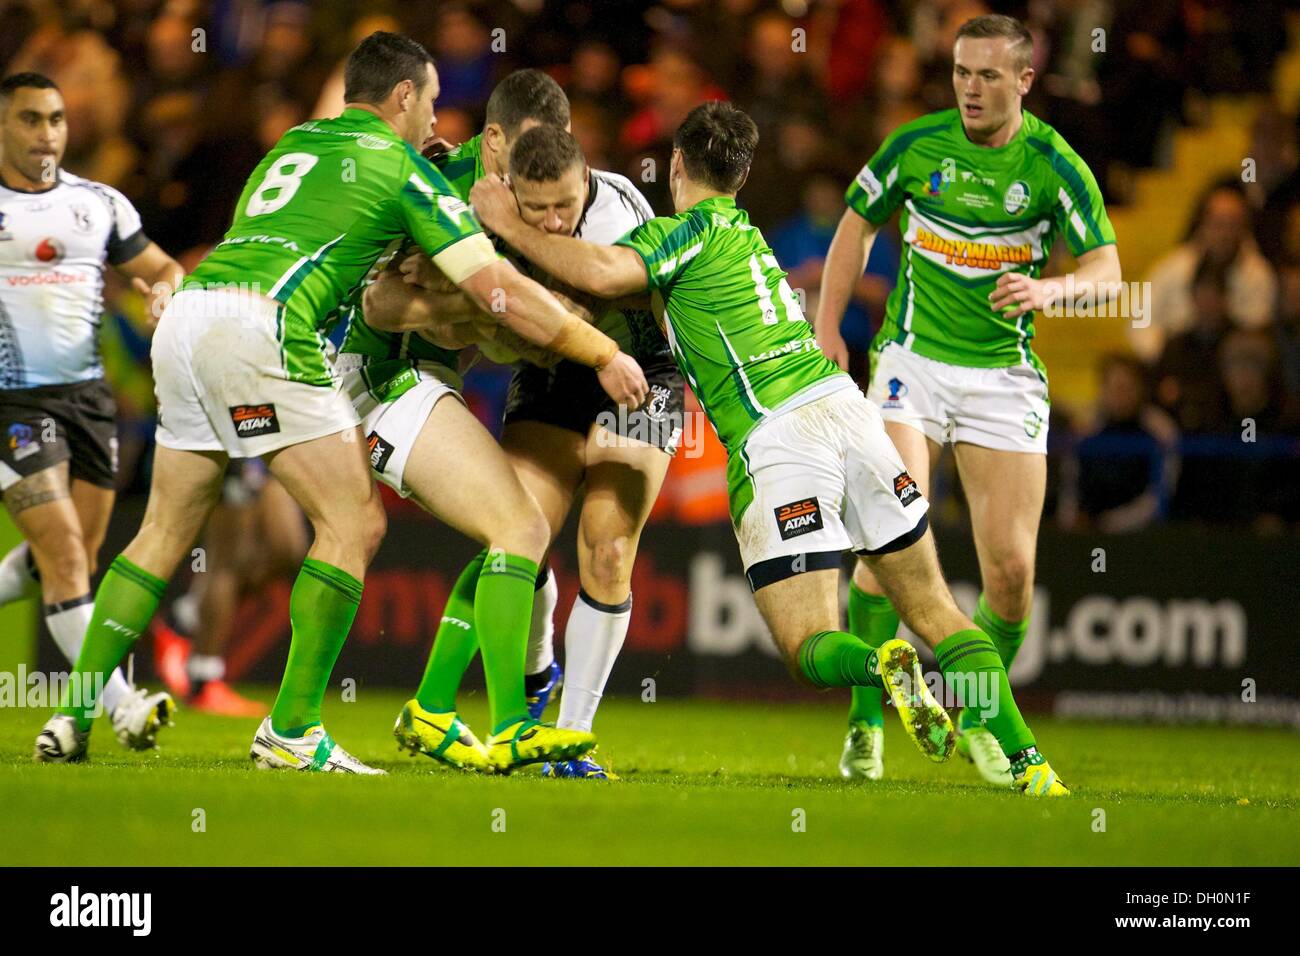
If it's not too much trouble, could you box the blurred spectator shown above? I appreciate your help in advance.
[1134,179,1277,362]
[1154,256,1232,434]
[566,40,630,118]
[1276,259,1300,397]
[431,3,500,112]
[822,0,890,105]
[736,10,826,138]
[769,165,898,381]
[1173,329,1300,527]
[620,43,726,212]
[1062,355,1178,533]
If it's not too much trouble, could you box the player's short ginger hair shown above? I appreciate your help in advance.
[954,14,1034,72]
[673,101,758,194]
[510,125,585,183]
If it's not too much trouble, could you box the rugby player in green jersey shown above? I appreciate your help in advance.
[34,33,647,771]
[472,101,1069,795]
[815,14,1120,787]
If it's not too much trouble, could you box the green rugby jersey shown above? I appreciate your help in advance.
[338,134,486,399]
[184,109,482,386]
[616,196,846,457]
[847,108,1115,374]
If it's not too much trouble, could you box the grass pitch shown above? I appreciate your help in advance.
[1,690,1296,866]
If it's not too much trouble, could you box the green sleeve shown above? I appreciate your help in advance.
[1048,140,1116,256]
[614,214,706,290]
[396,151,485,258]
[845,132,907,226]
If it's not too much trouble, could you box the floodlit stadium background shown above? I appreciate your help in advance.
[4,0,1298,726]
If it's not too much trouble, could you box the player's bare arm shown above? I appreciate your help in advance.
[988,243,1121,318]
[470,174,649,298]
[814,208,882,370]
[115,241,183,327]
[453,252,648,407]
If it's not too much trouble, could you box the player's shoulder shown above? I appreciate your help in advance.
[876,108,962,156]
[585,169,655,236]
[1020,110,1092,174]
[58,171,140,220]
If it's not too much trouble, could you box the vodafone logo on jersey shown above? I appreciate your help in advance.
[5,271,87,286]
[34,237,65,264]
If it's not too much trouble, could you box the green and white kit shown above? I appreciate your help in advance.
[158,109,483,458]
[847,108,1115,452]
[616,196,929,587]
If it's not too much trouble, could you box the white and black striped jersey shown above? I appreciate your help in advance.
[0,171,149,388]
[569,169,670,361]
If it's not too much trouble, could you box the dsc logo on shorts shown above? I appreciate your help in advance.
[228,404,280,438]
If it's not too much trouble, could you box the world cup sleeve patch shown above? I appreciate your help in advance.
[367,431,395,473]
[229,404,280,438]
[775,497,823,540]
[894,472,921,507]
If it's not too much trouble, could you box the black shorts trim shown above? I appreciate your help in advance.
[745,549,843,593]
[855,513,929,557]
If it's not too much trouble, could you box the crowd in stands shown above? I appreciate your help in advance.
[3,0,1297,530]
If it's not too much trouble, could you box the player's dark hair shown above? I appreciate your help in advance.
[0,72,60,102]
[485,69,570,138]
[673,101,758,194]
[954,14,1033,72]
[510,125,585,183]
[343,32,435,106]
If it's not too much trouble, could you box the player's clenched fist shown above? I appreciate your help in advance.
[597,351,649,409]
[469,174,523,237]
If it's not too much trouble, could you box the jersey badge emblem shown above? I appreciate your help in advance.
[1004,180,1031,216]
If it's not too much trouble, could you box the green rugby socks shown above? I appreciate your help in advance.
[58,555,166,730]
[960,592,1030,732]
[845,585,897,727]
[270,558,363,737]
[415,549,487,713]
[935,629,1034,756]
[798,630,884,689]
[475,550,538,733]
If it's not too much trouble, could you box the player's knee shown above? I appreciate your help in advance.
[494,500,549,562]
[33,531,89,591]
[985,555,1032,613]
[585,536,633,597]
[358,495,387,564]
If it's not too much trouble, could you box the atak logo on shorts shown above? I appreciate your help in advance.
[883,376,908,409]
[229,404,279,438]
[775,497,823,540]
[367,431,394,473]
[894,472,922,507]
